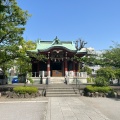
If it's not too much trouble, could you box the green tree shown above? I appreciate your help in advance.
[115,68,120,85]
[84,66,92,75]
[102,43,120,68]
[95,76,109,86]
[0,0,30,69]
[93,67,115,86]
[13,40,36,74]
[12,40,48,75]
[100,42,120,85]
[96,67,115,81]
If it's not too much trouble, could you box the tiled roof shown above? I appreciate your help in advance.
[27,37,88,53]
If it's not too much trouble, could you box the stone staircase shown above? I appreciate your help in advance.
[50,77,65,84]
[45,84,80,97]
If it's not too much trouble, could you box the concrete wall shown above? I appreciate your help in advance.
[67,77,87,84]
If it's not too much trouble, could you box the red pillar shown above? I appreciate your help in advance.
[64,59,68,76]
[47,59,50,76]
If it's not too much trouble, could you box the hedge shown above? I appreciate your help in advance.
[13,86,38,94]
[84,85,113,93]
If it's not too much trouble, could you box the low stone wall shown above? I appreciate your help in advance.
[67,77,87,84]
[30,77,48,84]
[0,91,41,99]
[31,76,87,85]
[84,91,118,98]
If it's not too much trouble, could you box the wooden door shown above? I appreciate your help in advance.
[52,70,62,77]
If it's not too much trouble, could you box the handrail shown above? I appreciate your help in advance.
[75,77,81,89]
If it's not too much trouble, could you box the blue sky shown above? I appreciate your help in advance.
[17,0,120,50]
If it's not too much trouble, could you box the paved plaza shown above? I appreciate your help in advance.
[0,101,47,120]
[46,97,110,120]
[0,97,120,120]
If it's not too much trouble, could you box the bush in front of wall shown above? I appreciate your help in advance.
[84,85,112,93]
[84,85,116,97]
[94,76,109,87]
[5,86,41,98]
[13,86,38,94]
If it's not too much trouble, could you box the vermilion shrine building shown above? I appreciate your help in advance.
[28,37,89,82]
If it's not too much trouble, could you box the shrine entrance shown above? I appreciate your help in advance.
[51,61,63,77]
[29,37,88,78]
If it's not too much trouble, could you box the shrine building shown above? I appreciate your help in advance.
[28,37,89,83]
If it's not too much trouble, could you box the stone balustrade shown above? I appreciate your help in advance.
[31,71,87,78]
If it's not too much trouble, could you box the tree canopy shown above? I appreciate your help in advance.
[14,40,36,74]
[102,43,120,68]
[0,0,30,65]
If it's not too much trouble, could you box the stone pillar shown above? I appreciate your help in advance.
[47,59,50,77]
[64,59,68,76]
[42,71,44,77]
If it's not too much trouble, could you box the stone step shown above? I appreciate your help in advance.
[46,89,77,91]
[46,87,75,88]
[46,89,78,92]
[46,94,80,97]
[46,86,77,88]
[50,82,64,84]
[50,79,64,80]
[46,90,79,94]
[50,77,65,84]
[46,88,77,90]
[46,92,80,95]
[50,81,64,84]
[45,85,80,97]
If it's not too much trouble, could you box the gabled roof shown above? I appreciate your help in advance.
[36,36,76,52]
[27,37,88,54]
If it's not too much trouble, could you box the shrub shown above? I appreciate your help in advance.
[96,67,115,80]
[13,86,38,94]
[84,85,95,93]
[95,76,109,86]
[84,85,112,93]
[87,77,94,83]
[27,77,34,84]
[87,78,91,83]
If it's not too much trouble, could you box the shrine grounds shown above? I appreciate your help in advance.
[0,96,120,120]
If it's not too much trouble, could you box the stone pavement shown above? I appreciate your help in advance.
[0,101,47,120]
[46,97,110,120]
[80,97,120,120]
[0,97,48,120]
[0,97,120,120]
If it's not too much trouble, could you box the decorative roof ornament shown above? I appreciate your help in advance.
[52,36,62,45]
[75,39,87,51]
[38,39,41,44]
